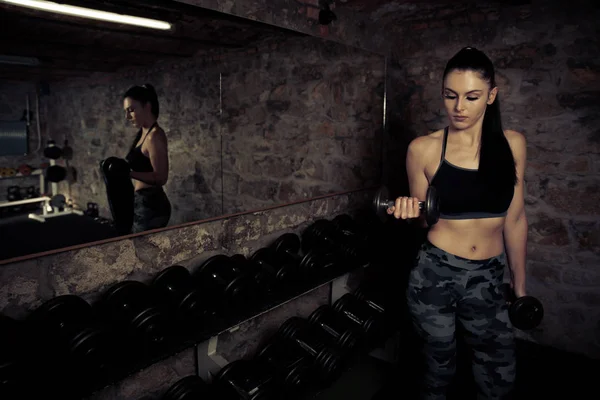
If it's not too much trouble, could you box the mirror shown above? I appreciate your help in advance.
[0,0,385,262]
[220,35,385,213]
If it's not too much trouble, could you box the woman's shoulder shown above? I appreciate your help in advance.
[408,129,444,158]
[503,129,526,149]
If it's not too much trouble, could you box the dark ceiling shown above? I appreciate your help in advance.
[0,0,304,82]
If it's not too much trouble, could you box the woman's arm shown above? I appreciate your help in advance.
[405,136,431,229]
[503,130,528,297]
[130,129,169,186]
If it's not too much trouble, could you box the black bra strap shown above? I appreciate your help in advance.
[138,122,157,148]
[441,126,449,162]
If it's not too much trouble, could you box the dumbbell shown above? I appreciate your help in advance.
[152,265,214,327]
[96,280,172,354]
[330,214,374,264]
[333,293,386,344]
[301,219,359,263]
[193,254,258,313]
[354,285,386,314]
[214,359,281,400]
[28,295,118,375]
[269,233,337,281]
[501,284,544,330]
[276,317,342,383]
[372,185,440,226]
[254,337,315,393]
[307,305,364,353]
[247,247,299,287]
[235,251,280,296]
[161,375,212,400]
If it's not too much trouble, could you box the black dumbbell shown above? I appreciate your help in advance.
[193,254,258,313]
[501,284,544,330]
[233,251,279,296]
[269,233,338,280]
[301,219,359,263]
[354,286,386,314]
[333,293,386,344]
[97,280,171,353]
[214,359,281,400]
[152,265,214,327]
[276,317,342,383]
[307,305,364,353]
[161,375,211,400]
[254,337,315,393]
[248,247,299,288]
[372,185,440,226]
[28,295,118,375]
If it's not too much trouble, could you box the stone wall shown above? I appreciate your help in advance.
[220,35,384,213]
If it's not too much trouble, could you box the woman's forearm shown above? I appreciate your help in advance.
[130,171,166,186]
[503,215,528,296]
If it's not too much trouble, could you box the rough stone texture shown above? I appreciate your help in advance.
[220,35,384,213]
[176,0,600,360]
[85,348,196,400]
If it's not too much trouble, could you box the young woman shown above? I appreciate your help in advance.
[388,47,528,399]
[123,84,171,233]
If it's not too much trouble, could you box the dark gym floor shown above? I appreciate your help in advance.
[0,209,118,260]
[305,337,600,400]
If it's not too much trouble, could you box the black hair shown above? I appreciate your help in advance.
[123,84,159,118]
[442,47,518,193]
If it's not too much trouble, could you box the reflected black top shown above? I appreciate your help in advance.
[429,126,514,220]
[125,122,155,173]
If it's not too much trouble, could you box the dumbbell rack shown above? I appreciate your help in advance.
[0,168,53,219]
[28,157,83,223]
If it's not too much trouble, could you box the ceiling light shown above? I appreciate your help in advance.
[1,0,172,30]
[0,55,40,66]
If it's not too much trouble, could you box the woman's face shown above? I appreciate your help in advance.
[123,97,151,129]
[442,69,497,129]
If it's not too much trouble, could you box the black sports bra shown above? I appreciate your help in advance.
[125,123,155,173]
[429,127,514,219]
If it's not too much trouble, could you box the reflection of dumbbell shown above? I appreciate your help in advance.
[193,255,258,314]
[7,186,21,201]
[333,293,386,344]
[269,233,335,281]
[152,265,214,328]
[276,317,342,384]
[161,375,211,400]
[96,281,172,354]
[29,295,116,376]
[255,337,315,393]
[372,185,440,226]
[308,305,364,353]
[214,359,281,400]
[501,284,544,330]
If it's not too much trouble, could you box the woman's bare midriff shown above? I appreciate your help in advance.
[133,180,152,191]
[427,217,506,260]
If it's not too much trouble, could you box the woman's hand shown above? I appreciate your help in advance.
[386,196,421,220]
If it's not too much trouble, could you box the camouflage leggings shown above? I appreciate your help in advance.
[406,239,516,399]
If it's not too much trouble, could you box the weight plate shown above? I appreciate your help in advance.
[271,233,301,256]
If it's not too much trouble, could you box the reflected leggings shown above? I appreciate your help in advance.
[132,186,171,233]
[406,239,516,399]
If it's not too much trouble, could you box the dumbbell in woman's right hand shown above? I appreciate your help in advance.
[386,197,422,220]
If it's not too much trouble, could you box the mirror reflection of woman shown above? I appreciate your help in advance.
[123,84,171,233]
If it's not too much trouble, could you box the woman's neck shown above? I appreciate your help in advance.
[141,119,157,134]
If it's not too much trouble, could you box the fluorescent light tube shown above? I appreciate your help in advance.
[1,0,172,30]
[0,54,40,66]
